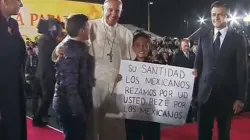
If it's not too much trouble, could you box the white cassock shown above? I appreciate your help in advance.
[89,18,134,140]
[52,18,134,140]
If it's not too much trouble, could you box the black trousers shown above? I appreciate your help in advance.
[30,77,42,115]
[59,115,86,140]
[197,91,233,140]
[125,119,160,140]
[53,104,86,140]
[34,77,55,120]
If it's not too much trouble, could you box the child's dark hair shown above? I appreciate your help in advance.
[66,14,88,37]
[132,30,150,45]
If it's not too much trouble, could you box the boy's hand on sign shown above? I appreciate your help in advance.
[192,70,198,78]
[116,74,122,83]
[233,100,244,114]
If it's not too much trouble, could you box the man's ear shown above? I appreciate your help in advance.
[79,28,85,36]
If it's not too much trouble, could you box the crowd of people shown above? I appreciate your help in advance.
[24,33,199,66]
[148,36,198,64]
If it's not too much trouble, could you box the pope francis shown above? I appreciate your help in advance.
[52,0,134,139]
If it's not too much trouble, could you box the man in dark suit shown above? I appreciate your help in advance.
[0,0,27,140]
[173,38,197,123]
[194,1,247,140]
[173,38,196,68]
[33,18,63,126]
[25,47,41,117]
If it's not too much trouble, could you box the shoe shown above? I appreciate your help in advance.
[43,114,51,123]
[32,119,47,127]
[43,117,49,123]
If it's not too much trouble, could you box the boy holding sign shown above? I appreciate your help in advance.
[118,30,160,140]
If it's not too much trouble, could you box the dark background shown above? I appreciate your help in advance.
[69,0,250,37]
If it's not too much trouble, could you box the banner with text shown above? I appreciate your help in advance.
[13,0,103,41]
[117,60,195,125]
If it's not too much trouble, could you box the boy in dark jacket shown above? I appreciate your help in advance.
[52,14,94,140]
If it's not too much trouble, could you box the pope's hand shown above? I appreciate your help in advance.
[55,47,65,56]
[55,47,66,62]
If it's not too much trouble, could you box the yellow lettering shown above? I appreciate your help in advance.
[40,14,45,19]
[16,13,24,25]
[30,13,39,26]
[29,13,64,26]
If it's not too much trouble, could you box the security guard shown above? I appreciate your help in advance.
[25,47,41,117]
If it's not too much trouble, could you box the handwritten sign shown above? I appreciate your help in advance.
[117,60,195,125]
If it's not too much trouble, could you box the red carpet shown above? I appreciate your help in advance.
[27,118,63,140]
[27,113,250,140]
[161,113,250,140]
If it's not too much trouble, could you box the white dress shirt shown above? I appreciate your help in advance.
[184,51,189,59]
[213,26,228,48]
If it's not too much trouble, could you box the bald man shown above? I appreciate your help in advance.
[52,0,134,140]
[0,0,27,140]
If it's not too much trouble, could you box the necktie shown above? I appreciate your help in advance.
[213,31,221,58]
[184,52,189,59]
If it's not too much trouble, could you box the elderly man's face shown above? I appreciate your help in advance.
[104,0,122,26]
[162,52,168,60]
[1,0,22,16]
[181,41,190,53]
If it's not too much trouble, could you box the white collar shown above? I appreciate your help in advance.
[101,17,118,28]
[214,26,228,37]
[183,51,189,54]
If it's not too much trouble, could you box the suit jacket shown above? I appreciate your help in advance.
[25,54,39,82]
[0,15,27,140]
[37,34,57,82]
[194,28,248,105]
[173,50,195,68]
[173,50,198,98]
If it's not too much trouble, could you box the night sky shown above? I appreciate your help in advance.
[72,0,250,37]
